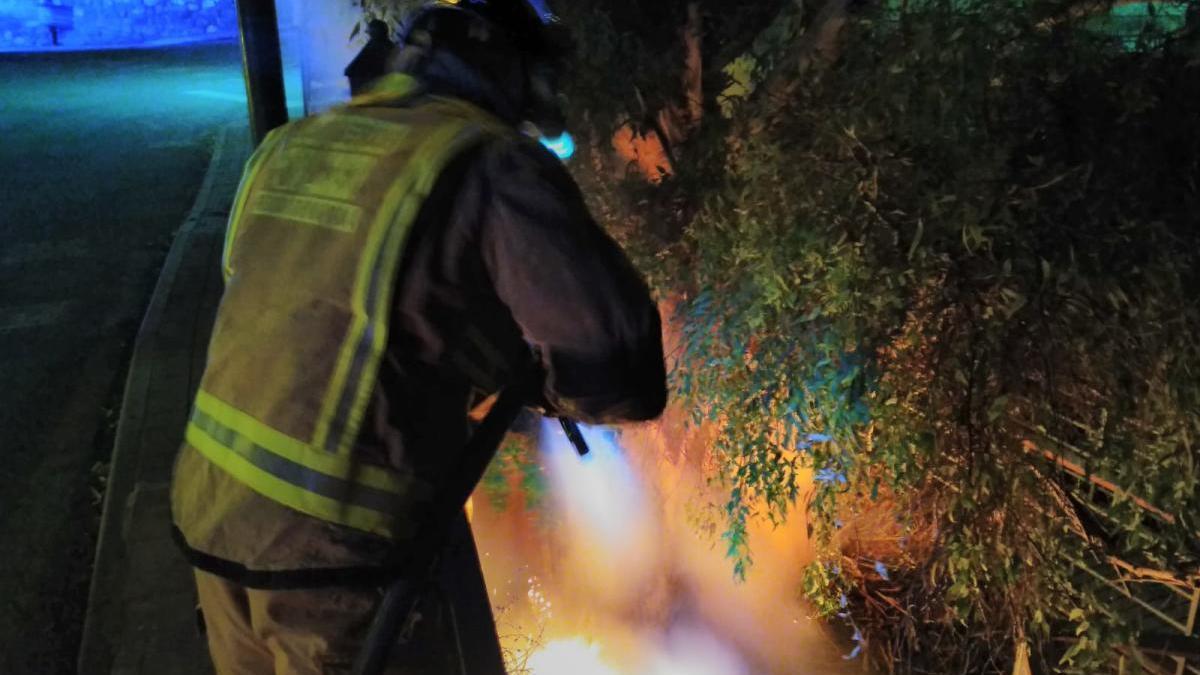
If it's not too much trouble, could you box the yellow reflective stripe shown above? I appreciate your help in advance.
[314,121,475,456]
[411,122,475,193]
[332,123,482,456]
[193,390,405,494]
[186,423,398,538]
[317,198,415,456]
[311,172,404,454]
[350,192,421,432]
[223,127,285,283]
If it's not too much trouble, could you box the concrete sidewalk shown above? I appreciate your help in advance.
[79,124,250,675]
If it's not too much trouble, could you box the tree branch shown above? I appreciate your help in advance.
[759,0,856,107]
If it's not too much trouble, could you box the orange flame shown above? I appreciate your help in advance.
[527,638,619,675]
[472,393,860,673]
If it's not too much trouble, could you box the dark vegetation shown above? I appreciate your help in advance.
[355,1,1200,671]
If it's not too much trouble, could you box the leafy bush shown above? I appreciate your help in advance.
[359,0,1200,671]
[480,436,550,516]
[559,1,1200,672]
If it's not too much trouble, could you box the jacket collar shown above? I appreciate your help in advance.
[350,48,522,125]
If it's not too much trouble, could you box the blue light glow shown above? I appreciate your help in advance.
[525,0,554,23]
[539,131,575,161]
[814,468,848,485]
[0,0,237,53]
[873,560,891,580]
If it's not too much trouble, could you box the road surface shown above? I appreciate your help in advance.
[0,40,252,674]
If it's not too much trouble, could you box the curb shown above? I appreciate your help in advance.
[78,124,245,675]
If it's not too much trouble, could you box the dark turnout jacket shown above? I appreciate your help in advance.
[172,53,666,587]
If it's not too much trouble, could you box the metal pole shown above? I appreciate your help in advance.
[235,0,288,145]
[352,381,530,675]
[439,512,508,675]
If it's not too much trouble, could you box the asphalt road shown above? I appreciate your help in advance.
[0,40,250,674]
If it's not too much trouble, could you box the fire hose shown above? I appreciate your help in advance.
[353,373,591,675]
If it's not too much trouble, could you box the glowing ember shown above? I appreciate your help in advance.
[527,638,619,675]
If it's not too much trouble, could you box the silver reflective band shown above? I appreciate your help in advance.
[323,205,401,454]
[190,408,406,517]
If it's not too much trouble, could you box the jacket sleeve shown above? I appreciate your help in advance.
[476,139,667,424]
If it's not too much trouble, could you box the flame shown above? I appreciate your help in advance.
[473,406,858,674]
[527,638,620,675]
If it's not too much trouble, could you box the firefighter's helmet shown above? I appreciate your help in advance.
[399,1,564,61]
[399,0,570,134]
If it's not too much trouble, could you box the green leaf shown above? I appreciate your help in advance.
[987,395,1009,423]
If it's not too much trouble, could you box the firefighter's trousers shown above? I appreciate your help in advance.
[194,570,452,675]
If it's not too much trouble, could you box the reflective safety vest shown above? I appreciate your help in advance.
[179,75,507,541]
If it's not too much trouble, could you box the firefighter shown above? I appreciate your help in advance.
[170,0,666,673]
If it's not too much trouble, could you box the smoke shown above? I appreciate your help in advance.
[538,419,663,615]
[470,413,856,674]
[534,418,761,673]
[541,420,648,552]
[643,622,749,675]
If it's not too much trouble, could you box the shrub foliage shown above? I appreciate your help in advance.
[561,1,1199,671]
[360,0,1200,671]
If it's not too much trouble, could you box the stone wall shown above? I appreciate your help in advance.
[0,0,237,51]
